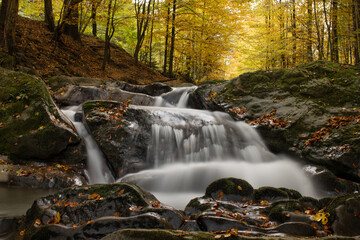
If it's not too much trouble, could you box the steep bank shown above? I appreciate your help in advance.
[12,17,170,85]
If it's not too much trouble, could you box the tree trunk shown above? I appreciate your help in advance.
[134,0,153,63]
[168,0,176,77]
[307,0,313,62]
[163,0,170,74]
[291,0,297,66]
[353,0,360,64]
[0,0,19,55]
[314,0,324,60]
[331,0,339,62]
[44,0,55,32]
[91,2,97,36]
[148,0,156,66]
[56,0,82,41]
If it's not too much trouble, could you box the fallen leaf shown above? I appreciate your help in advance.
[20,230,25,236]
[237,185,242,191]
[54,212,61,224]
[118,189,125,196]
[34,219,41,227]
[70,202,78,208]
[217,192,224,201]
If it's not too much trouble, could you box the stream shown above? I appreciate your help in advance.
[63,87,320,209]
[0,87,320,218]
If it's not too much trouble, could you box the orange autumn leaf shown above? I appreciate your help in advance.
[237,185,242,191]
[87,220,94,224]
[118,189,125,196]
[20,230,25,236]
[215,211,224,216]
[88,193,101,200]
[64,200,70,207]
[217,192,224,201]
[114,212,120,217]
[70,202,78,208]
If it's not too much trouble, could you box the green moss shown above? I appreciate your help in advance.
[267,200,305,223]
[205,178,254,202]
[324,193,360,224]
[102,229,218,240]
[254,187,289,202]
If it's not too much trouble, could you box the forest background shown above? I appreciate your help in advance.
[1,0,359,83]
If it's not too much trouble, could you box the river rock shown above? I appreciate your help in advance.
[47,76,171,106]
[328,194,360,236]
[204,178,254,202]
[194,61,360,183]
[19,182,184,239]
[0,68,85,165]
[83,101,153,177]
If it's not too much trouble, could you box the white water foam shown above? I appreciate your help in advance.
[62,106,114,184]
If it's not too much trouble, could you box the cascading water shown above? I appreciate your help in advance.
[120,87,319,209]
[62,106,114,184]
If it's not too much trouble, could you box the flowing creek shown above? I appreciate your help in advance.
[0,87,320,217]
[117,88,318,209]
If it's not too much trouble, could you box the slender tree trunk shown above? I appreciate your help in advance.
[307,0,313,62]
[102,0,113,70]
[323,0,331,60]
[134,0,152,63]
[163,0,170,74]
[168,0,176,76]
[279,0,285,68]
[331,0,339,62]
[353,0,360,64]
[91,2,97,36]
[314,0,324,60]
[148,0,156,66]
[291,0,297,66]
[44,0,55,32]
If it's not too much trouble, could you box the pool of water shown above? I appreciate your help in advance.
[0,185,55,217]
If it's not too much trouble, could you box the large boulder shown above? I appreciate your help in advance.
[47,75,171,106]
[0,68,85,164]
[83,101,153,178]
[19,182,184,239]
[194,61,360,182]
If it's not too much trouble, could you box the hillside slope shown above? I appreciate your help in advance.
[15,17,169,85]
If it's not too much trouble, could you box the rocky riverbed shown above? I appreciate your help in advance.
[1,61,360,239]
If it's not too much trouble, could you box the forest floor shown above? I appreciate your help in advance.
[15,17,177,85]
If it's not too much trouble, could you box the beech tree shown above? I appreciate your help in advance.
[55,0,83,41]
[44,0,55,31]
[134,0,153,63]
[0,0,19,55]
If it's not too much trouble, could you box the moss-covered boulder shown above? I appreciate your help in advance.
[254,187,293,203]
[205,178,254,202]
[19,182,184,239]
[195,61,360,183]
[0,68,85,164]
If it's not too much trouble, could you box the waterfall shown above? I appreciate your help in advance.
[120,87,319,209]
[62,106,114,184]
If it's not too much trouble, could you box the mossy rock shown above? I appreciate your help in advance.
[0,68,83,163]
[205,178,254,202]
[102,229,216,240]
[267,200,305,223]
[254,187,289,203]
[21,182,181,239]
